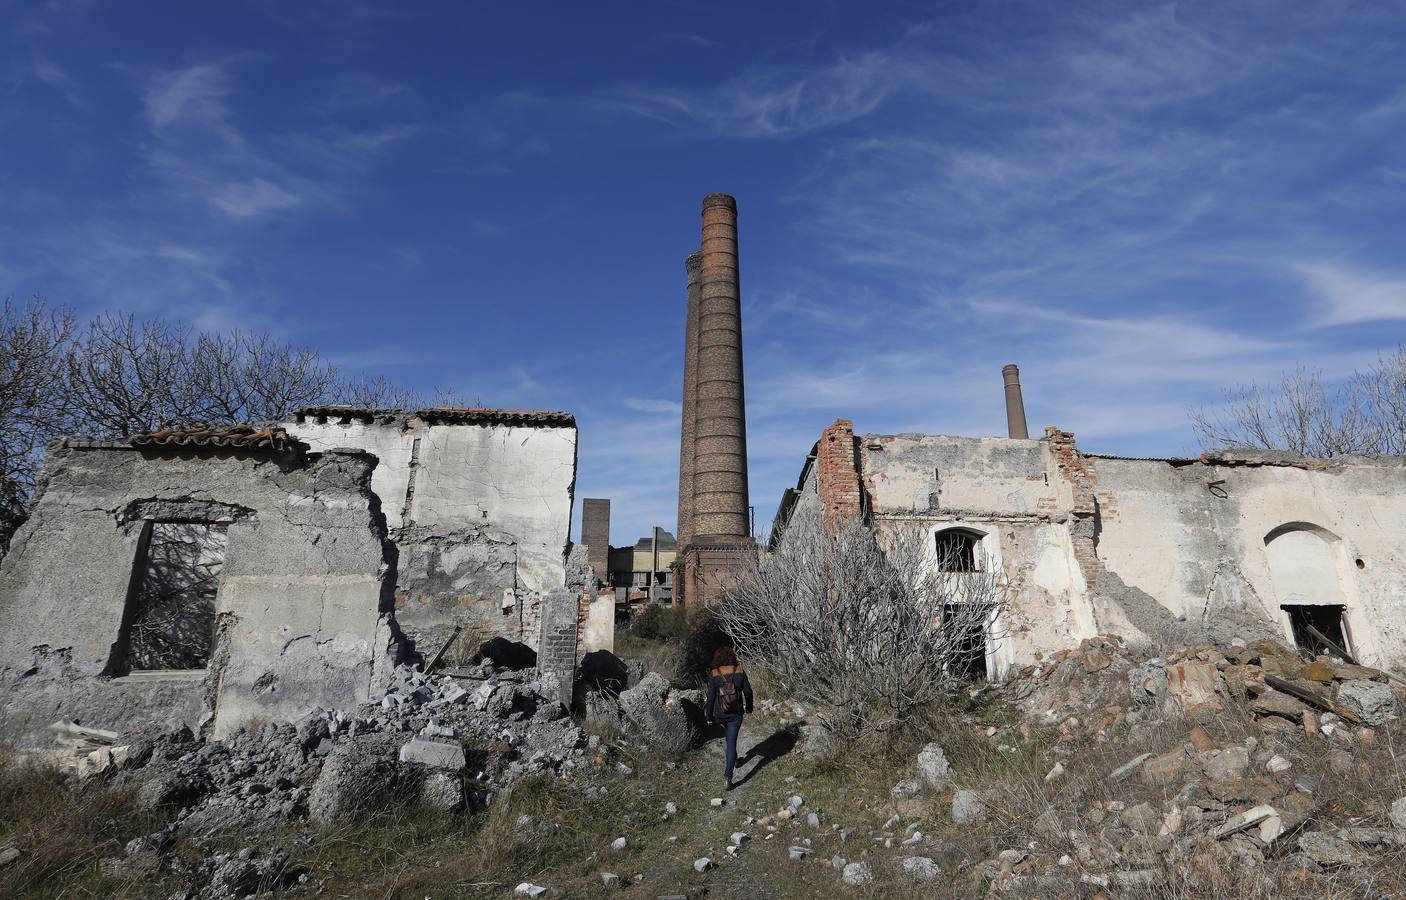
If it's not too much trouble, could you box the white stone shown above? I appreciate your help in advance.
[730,832,750,845]
[1044,762,1065,782]
[398,739,465,771]
[514,884,547,898]
[1391,797,1406,831]
[610,837,627,851]
[1266,754,1292,774]
[693,857,713,872]
[902,856,941,880]
[916,743,952,790]
[952,789,987,824]
[842,861,874,886]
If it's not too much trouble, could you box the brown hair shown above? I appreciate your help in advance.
[711,645,738,670]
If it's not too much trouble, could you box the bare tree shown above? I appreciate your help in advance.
[0,296,76,551]
[0,298,438,557]
[713,503,1007,740]
[1192,349,1406,458]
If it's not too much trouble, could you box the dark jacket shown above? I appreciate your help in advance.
[705,665,754,721]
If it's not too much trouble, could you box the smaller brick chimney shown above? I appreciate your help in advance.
[817,419,861,533]
[1003,364,1030,439]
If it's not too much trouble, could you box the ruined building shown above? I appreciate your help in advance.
[771,369,1406,680]
[675,193,758,608]
[0,408,581,743]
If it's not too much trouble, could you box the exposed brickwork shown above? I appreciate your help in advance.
[581,498,610,586]
[816,419,862,532]
[536,588,579,706]
[679,541,757,615]
[1045,427,1105,589]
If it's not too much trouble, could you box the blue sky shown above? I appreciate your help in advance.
[4,1,1406,545]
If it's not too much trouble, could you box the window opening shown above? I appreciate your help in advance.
[122,522,227,671]
[935,529,980,572]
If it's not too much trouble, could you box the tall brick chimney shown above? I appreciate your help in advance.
[691,193,750,541]
[676,252,702,548]
[1003,363,1030,439]
[675,193,757,612]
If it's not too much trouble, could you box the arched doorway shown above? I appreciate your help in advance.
[1264,523,1352,656]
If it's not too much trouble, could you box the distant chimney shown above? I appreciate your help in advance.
[581,498,610,586]
[676,252,703,548]
[1003,364,1030,439]
[691,193,750,541]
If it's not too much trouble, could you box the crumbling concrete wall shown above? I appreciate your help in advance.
[285,409,577,655]
[777,423,1406,675]
[1091,451,1406,672]
[858,431,1100,675]
[0,441,394,745]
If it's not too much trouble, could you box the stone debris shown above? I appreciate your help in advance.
[916,743,952,790]
[901,856,941,880]
[952,789,987,824]
[693,857,713,872]
[841,860,874,886]
[514,884,547,898]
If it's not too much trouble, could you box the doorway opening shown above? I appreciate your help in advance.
[1282,604,1350,658]
[941,603,989,682]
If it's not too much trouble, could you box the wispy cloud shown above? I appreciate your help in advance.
[598,50,911,138]
[1296,261,1406,326]
[138,61,421,224]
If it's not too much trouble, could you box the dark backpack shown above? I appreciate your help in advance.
[717,670,743,716]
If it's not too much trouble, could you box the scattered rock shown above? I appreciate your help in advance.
[693,857,713,872]
[1336,680,1396,726]
[901,856,941,880]
[308,733,406,826]
[916,743,952,790]
[841,861,874,886]
[514,884,547,898]
[952,789,987,824]
[1392,797,1406,831]
[1298,831,1366,867]
[617,673,696,755]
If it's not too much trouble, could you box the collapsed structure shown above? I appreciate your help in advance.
[771,373,1406,680]
[0,409,582,743]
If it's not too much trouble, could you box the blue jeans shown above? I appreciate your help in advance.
[721,716,742,780]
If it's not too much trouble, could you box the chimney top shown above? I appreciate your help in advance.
[702,193,737,211]
[1003,363,1020,375]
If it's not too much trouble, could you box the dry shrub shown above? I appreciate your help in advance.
[715,503,1007,740]
[0,748,172,897]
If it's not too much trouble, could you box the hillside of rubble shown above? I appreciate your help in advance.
[3,632,1406,899]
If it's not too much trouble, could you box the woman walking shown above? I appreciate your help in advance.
[705,645,754,790]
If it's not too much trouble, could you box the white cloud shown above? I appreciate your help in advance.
[624,397,681,415]
[1295,261,1406,326]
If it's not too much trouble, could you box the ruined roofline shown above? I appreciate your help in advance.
[290,405,576,428]
[62,425,296,453]
[1085,448,1406,469]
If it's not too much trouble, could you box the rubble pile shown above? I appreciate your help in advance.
[971,635,1406,892]
[1004,634,1403,742]
[68,660,627,897]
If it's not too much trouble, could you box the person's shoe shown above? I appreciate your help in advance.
[724,775,734,791]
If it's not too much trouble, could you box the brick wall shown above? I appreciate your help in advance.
[581,498,610,587]
[536,588,579,706]
[1045,426,1104,587]
[816,418,862,532]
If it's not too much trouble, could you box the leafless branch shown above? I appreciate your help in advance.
[713,503,1007,740]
